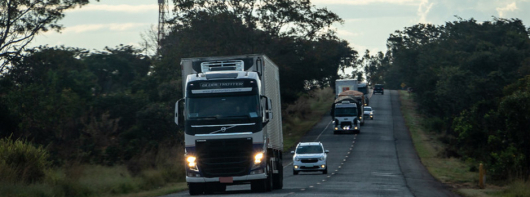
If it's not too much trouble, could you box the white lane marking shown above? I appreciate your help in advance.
[283,120,333,169]
[315,120,333,141]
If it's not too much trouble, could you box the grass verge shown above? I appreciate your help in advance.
[282,87,334,151]
[398,90,530,197]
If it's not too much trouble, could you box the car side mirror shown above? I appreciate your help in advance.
[325,150,329,153]
[290,151,295,154]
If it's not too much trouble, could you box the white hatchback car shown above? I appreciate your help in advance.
[291,142,329,175]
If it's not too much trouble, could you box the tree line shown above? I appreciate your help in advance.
[370,17,530,181]
[0,0,356,176]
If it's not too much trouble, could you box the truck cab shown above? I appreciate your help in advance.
[332,100,361,134]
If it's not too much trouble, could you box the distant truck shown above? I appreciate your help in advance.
[335,79,358,98]
[357,83,369,106]
[330,90,365,134]
[175,54,284,195]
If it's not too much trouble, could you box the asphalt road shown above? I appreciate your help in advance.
[163,90,458,196]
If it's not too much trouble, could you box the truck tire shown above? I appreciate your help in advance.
[188,183,203,195]
[251,178,268,192]
[266,160,273,191]
[251,161,272,192]
[273,159,283,189]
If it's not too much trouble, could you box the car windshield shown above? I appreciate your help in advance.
[364,107,372,111]
[375,85,383,89]
[296,145,323,154]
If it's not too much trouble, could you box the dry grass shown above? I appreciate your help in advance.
[282,87,334,151]
[398,91,507,196]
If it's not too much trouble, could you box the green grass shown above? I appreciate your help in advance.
[398,91,530,197]
[0,164,189,197]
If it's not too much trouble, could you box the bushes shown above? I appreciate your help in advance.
[0,137,50,184]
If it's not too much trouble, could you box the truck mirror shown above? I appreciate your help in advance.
[260,96,270,125]
[267,98,273,120]
[175,98,184,125]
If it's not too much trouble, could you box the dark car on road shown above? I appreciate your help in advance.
[374,84,384,95]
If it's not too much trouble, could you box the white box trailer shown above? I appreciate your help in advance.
[176,54,283,195]
[335,79,358,98]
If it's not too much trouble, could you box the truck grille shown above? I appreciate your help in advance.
[340,122,352,127]
[196,138,253,177]
[301,158,319,163]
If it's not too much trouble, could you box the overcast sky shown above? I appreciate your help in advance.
[30,0,530,55]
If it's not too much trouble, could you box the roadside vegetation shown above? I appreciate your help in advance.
[399,90,530,197]
[0,87,333,197]
[367,17,530,193]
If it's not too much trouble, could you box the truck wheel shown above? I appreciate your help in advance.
[273,159,283,189]
[188,183,203,195]
[266,160,273,191]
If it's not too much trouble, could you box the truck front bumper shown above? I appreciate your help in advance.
[186,173,267,183]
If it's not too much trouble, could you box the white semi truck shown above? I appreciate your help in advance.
[331,90,364,134]
[175,54,283,195]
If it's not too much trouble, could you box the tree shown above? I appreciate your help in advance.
[0,0,97,72]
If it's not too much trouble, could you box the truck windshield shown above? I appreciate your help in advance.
[334,107,357,117]
[187,95,260,120]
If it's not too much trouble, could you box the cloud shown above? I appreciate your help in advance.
[67,4,158,13]
[337,29,362,37]
[312,0,420,6]
[496,2,517,17]
[60,23,150,34]
[417,0,434,23]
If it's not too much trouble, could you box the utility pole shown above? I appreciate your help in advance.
[157,0,168,52]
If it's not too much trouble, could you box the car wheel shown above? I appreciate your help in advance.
[293,169,299,175]
[323,168,328,174]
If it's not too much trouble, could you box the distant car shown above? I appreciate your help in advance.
[374,84,384,95]
[291,142,329,175]
[364,106,374,120]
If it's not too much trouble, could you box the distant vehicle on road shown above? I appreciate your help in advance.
[374,84,384,95]
[291,142,329,175]
[364,106,374,120]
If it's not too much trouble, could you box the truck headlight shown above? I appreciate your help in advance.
[254,152,264,164]
[186,156,198,171]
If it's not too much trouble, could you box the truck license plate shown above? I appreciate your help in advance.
[220,177,233,183]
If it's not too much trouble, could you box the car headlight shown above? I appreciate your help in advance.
[370,112,373,115]
[319,156,325,161]
[294,156,300,161]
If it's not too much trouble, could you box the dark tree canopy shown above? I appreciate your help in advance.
[161,1,357,102]
[0,0,98,72]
